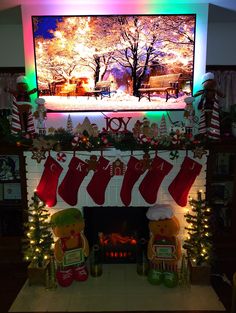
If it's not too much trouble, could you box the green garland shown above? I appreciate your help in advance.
[0,116,210,152]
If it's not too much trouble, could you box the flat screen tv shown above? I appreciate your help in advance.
[32,15,196,112]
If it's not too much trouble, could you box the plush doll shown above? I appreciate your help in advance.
[51,208,89,287]
[33,98,47,135]
[193,72,224,139]
[132,120,142,138]
[141,117,151,137]
[5,75,37,134]
[146,204,181,287]
[150,122,158,138]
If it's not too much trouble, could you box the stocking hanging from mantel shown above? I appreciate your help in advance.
[168,156,202,207]
[58,156,89,206]
[86,156,113,205]
[139,155,173,204]
[36,155,63,207]
[120,155,146,206]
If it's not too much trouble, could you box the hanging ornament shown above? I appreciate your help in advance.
[171,134,180,145]
[101,135,109,145]
[86,155,98,172]
[72,134,91,149]
[56,152,67,163]
[169,150,179,160]
[192,146,207,159]
[31,149,47,163]
[110,158,126,176]
[138,134,151,144]
[72,135,79,148]
[149,138,159,148]
[139,152,152,171]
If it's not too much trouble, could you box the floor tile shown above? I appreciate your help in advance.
[9,264,226,312]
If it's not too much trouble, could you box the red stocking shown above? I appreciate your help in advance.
[139,155,173,204]
[36,155,63,207]
[58,157,88,206]
[120,156,146,206]
[168,156,202,207]
[86,156,112,205]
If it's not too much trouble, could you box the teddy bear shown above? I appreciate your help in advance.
[146,204,181,287]
[51,208,89,287]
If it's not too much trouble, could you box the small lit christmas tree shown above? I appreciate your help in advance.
[23,192,53,267]
[183,190,212,266]
[66,114,73,134]
[159,114,168,136]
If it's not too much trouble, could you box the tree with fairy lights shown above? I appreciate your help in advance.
[23,192,54,267]
[183,190,212,266]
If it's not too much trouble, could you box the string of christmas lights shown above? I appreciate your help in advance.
[183,190,212,266]
[22,192,54,267]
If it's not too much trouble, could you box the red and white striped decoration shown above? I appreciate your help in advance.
[27,111,36,136]
[208,102,220,140]
[11,98,35,135]
[159,114,167,136]
[198,102,220,140]
[198,111,206,135]
[11,98,21,134]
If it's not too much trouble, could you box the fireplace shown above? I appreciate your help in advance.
[83,206,149,263]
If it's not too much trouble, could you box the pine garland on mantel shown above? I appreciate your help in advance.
[0,124,210,153]
[0,113,225,153]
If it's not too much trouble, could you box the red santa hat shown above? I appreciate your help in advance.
[146,204,174,221]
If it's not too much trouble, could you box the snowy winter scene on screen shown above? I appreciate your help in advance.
[32,15,195,112]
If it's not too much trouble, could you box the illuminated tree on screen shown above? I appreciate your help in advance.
[33,15,195,96]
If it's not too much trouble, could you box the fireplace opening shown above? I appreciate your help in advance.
[83,206,149,263]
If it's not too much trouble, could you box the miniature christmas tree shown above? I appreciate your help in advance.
[183,190,212,266]
[159,114,168,136]
[23,192,53,267]
[66,114,73,134]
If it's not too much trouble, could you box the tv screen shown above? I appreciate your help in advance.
[32,15,196,112]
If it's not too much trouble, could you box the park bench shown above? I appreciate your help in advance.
[138,73,185,102]
[86,81,111,100]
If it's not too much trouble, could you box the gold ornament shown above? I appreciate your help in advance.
[31,150,47,163]
[192,146,207,159]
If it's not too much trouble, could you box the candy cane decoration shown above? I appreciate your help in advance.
[57,152,66,163]
[172,134,180,145]
[72,136,80,148]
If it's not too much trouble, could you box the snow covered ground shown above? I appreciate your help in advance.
[42,91,187,112]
